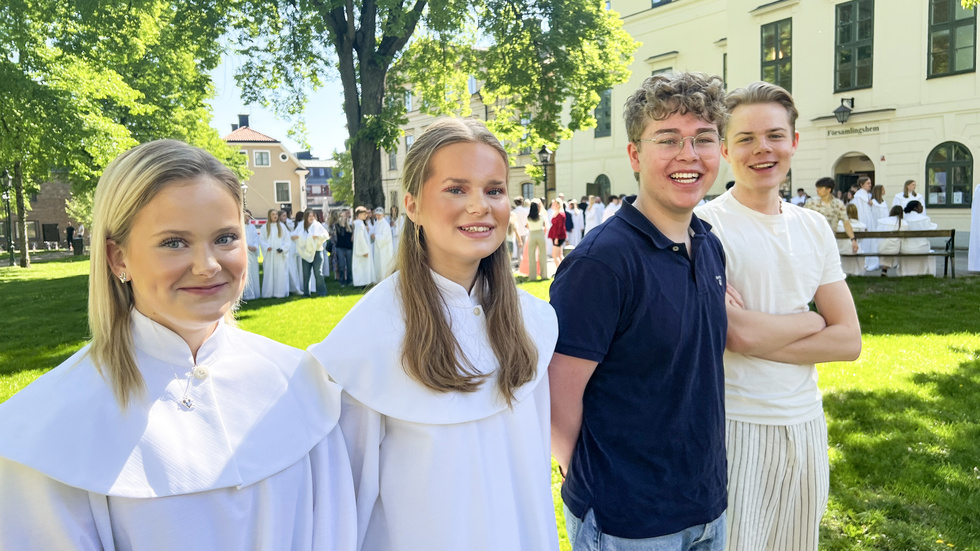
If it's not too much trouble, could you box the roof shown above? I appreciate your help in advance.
[223,127,279,143]
[301,159,337,169]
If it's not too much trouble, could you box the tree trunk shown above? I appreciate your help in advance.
[350,138,384,209]
[13,161,30,268]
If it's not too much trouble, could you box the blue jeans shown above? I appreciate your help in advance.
[335,247,352,285]
[302,251,327,296]
[564,505,725,551]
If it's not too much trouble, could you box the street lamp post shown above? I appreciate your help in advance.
[1,169,13,266]
[536,145,553,202]
[240,183,249,211]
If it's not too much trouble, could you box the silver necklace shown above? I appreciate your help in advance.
[174,365,210,410]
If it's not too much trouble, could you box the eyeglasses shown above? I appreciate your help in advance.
[636,132,722,158]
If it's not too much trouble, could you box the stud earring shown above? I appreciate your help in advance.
[119,272,127,283]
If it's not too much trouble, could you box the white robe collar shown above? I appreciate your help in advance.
[308,271,557,424]
[0,311,341,497]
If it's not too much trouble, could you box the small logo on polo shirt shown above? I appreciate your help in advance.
[715,275,723,287]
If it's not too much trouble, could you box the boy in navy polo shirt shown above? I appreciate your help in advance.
[550,72,729,550]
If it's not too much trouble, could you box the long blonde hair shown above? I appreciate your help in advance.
[89,139,243,408]
[265,209,283,238]
[397,118,538,406]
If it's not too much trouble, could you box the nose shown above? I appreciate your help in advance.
[675,136,699,160]
[467,189,491,214]
[754,137,773,153]
[192,244,222,277]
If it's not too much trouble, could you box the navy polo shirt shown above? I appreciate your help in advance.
[550,196,728,539]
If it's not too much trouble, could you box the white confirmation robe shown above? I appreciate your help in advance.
[306,272,560,551]
[0,310,356,551]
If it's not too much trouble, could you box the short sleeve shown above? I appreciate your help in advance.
[549,254,625,364]
[815,219,846,286]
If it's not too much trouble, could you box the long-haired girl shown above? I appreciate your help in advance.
[307,118,559,550]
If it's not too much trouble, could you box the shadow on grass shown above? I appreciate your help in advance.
[846,278,980,337]
[0,274,90,378]
[821,350,980,550]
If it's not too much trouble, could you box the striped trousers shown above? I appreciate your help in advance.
[725,415,830,551]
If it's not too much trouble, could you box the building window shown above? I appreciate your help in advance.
[275,181,291,203]
[406,135,414,151]
[520,115,532,155]
[651,0,673,7]
[929,0,976,77]
[521,182,535,200]
[925,142,973,208]
[468,75,479,95]
[595,89,612,138]
[761,18,792,92]
[835,0,874,91]
[405,91,413,112]
[254,150,271,167]
[239,150,248,167]
[389,149,397,170]
[722,53,727,89]
[652,67,672,76]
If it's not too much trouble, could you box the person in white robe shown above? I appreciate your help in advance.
[243,210,261,300]
[900,200,938,276]
[389,206,404,253]
[837,203,867,276]
[285,211,304,294]
[0,139,355,551]
[892,179,926,213]
[850,177,878,270]
[876,205,909,275]
[372,207,395,281]
[307,118,559,551]
[568,201,584,247]
[352,206,375,287]
[297,209,330,296]
[260,210,290,298]
[971,183,980,272]
[584,196,605,235]
[601,195,621,222]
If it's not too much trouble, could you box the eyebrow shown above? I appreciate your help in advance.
[652,127,718,136]
[441,177,507,186]
[733,127,788,137]
[151,226,241,238]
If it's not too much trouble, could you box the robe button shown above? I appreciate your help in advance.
[473,307,481,316]
[192,366,209,380]
[671,246,679,252]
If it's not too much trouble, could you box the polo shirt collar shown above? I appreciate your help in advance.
[617,195,712,249]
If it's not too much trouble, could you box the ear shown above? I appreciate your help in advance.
[791,131,800,152]
[105,239,128,279]
[721,138,731,163]
[404,192,419,224]
[627,142,641,173]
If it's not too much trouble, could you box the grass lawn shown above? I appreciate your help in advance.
[1,258,979,550]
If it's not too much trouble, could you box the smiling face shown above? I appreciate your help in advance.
[627,111,721,222]
[405,142,509,287]
[723,102,799,196]
[108,177,246,341]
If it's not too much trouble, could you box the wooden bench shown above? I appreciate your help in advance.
[835,229,956,278]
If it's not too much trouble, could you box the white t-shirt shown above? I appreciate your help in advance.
[308,271,559,551]
[696,191,845,425]
[512,206,530,237]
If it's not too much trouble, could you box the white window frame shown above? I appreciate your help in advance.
[274,180,292,203]
[254,150,271,167]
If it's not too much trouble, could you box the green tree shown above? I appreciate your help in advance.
[328,146,355,206]
[963,0,977,7]
[232,0,637,209]
[0,0,248,267]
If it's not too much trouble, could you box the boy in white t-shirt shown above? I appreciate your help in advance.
[695,82,862,551]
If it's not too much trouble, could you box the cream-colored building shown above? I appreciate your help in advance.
[224,116,309,219]
[556,0,978,233]
[382,88,554,211]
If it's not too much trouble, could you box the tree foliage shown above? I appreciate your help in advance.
[327,146,355,206]
[0,0,248,266]
[963,0,977,7]
[232,0,637,208]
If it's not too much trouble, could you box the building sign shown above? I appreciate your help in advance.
[827,125,880,137]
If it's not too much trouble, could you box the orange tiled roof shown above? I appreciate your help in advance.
[223,126,279,143]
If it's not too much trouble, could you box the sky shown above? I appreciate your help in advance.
[208,52,350,160]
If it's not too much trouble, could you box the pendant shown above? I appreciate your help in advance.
[181,398,194,410]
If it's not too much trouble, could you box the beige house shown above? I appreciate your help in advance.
[224,116,309,219]
[556,0,978,233]
[382,88,555,211]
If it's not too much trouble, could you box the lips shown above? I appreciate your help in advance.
[670,172,702,184]
[750,162,776,170]
[459,225,494,233]
[180,282,229,296]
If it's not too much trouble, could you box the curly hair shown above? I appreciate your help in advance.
[623,72,727,143]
